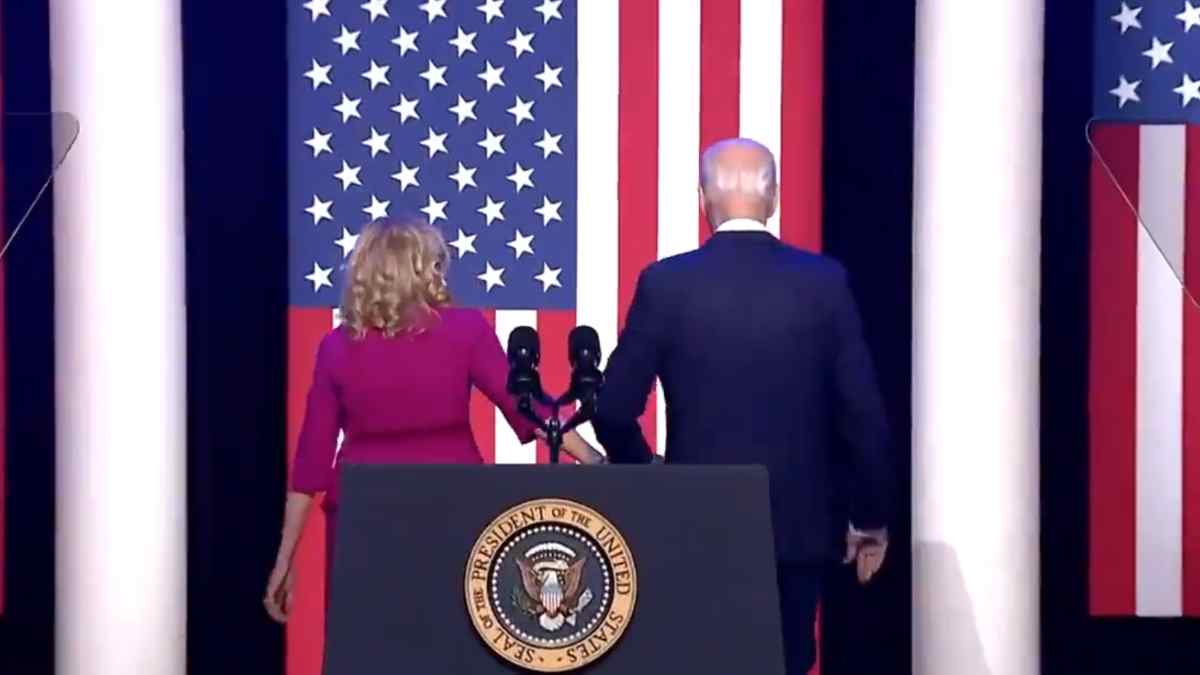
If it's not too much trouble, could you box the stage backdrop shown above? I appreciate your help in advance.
[1088,0,1200,617]
[0,13,6,616]
[286,1,824,674]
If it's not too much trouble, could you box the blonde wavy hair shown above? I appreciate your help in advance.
[339,219,452,338]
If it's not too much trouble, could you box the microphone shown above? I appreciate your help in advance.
[566,325,603,403]
[506,326,543,399]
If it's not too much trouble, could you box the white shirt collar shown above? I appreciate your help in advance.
[714,217,773,235]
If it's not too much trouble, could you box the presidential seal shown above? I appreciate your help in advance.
[465,498,637,672]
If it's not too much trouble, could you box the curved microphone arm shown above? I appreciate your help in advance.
[515,390,598,464]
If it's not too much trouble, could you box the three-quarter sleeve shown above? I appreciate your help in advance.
[291,332,343,494]
[467,313,544,444]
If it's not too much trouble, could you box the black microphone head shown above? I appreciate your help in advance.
[507,326,540,367]
[566,325,603,404]
[506,326,543,398]
[567,325,601,369]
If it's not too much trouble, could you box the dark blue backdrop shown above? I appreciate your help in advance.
[819,3,913,673]
[1,2,57,673]
[179,1,288,674]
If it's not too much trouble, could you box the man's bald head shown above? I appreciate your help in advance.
[699,138,778,228]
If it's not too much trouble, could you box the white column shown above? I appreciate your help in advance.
[50,2,187,674]
[912,2,1043,675]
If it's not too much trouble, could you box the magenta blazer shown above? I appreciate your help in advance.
[290,306,540,511]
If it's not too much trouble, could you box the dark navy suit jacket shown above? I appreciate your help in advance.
[592,230,892,563]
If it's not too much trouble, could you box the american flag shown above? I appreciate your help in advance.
[1089,0,1200,617]
[289,0,578,310]
[286,1,822,674]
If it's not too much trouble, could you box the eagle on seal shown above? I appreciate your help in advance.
[514,556,587,630]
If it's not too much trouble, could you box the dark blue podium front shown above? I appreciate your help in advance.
[325,464,785,674]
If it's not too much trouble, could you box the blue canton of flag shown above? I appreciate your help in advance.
[289,0,577,309]
[1095,1,1200,122]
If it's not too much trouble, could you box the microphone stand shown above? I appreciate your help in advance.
[516,393,595,464]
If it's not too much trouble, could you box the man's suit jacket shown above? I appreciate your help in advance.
[592,230,891,563]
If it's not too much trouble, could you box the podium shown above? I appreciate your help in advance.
[324,464,786,674]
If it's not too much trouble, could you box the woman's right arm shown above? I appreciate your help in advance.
[290,333,342,496]
[265,333,341,622]
[264,492,313,622]
[274,492,315,571]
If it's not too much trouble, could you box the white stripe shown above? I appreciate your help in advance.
[655,0,702,455]
[1135,124,1185,617]
[657,0,701,260]
[739,0,783,237]
[494,310,539,464]
[575,0,621,454]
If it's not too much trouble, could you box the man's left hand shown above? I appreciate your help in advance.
[843,525,888,585]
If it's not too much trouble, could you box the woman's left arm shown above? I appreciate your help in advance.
[561,429,607,464]
[467,315,607,465]
[468,315,547,444]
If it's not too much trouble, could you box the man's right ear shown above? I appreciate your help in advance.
[765,186,780,220]
[697,187,708,217]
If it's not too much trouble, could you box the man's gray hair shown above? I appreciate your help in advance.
[699,138,777,198]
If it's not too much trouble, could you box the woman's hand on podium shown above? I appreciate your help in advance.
[564,431,607,465]
[534,409,608,465]
[537,426,607,464]
[264,560,295,623]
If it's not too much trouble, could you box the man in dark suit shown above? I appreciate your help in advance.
[592,138,892,674]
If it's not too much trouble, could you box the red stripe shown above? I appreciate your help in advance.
[780,0,823,251]
[470,309,497,464]
[537,310,576,464]
[286,308,334,675]
[1183,126,1200,616]
[698,0,740,246]
[1088,124,1139,616]
[619,0,659,455]
[777,5,824,665]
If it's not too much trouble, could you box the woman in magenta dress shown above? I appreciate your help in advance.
[264,219,601,622]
